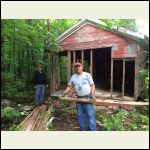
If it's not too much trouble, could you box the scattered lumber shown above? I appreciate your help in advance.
[18,104,51,131]
[17,106,40,129]
[59,97,149,111]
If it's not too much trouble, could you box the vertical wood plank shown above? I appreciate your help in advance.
[90,49,93,76]
[122,58,125,98]
[52,53,56,92]
[110,58,113,98]
[73,50,76,73]
[134,45,139,101]
[81,50,84,69]
[67,51,71,83]
[57,55,60,88]
[50,52,53,95]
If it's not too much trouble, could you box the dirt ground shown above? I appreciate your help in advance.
[50,98,101,131]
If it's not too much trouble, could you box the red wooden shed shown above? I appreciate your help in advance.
[54,19,149,101]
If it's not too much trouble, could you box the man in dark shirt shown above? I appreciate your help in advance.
[32,64,48,105]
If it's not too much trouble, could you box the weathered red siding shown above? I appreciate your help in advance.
[59,23,138,58]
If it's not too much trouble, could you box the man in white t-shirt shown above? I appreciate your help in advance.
[62,62,97,131]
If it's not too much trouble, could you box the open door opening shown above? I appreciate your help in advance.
[93,47,111,90]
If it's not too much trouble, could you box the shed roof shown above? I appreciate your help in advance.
[57,19,149,48]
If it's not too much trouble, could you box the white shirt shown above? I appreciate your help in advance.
[68,72,94,96]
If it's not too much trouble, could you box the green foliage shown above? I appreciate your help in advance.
[103,111,129,131]
[8,124,20,131]
[101,19,138,31]
[127,112,149,131]
[139,68,149,101]
[1,19,78,100]
[102,109,149,131]
[1,72,28,101]
[60,56,68,83]
[1,107,21,122]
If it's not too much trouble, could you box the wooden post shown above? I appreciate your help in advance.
[67,51,71,83]
[50,52,53,95]
[134,45,139,101]
[81,50,84,69]
[122,58,125,98]
[57,55,60,88]
[90,49,93,76]
[134,59,137,100]
[110,58,113,98]
[52,53,56,92]
[73,50,76,73]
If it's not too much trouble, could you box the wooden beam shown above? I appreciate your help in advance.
[25,106,42,131]
[52,53,56,92]
[73,50,76,74]
[122,59,125,98]
[33,105,47,131]
[110,58,113,98]
[81,50,84,69]
[134,45,139,101]
[90,49,93,76]
[67,51,71,83]
[57,55,60,88]
[59,97,149,111]
[50,52,53,95]
[134,58,138,100]
[17,106,40,129]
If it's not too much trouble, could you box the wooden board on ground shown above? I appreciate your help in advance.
[18,104,51,131]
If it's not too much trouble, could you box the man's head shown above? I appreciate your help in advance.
[75,62,83,74]
[38,64,43,72]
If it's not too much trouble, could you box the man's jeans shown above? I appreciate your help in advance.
[34,84,45,104]
[76,95,97,131]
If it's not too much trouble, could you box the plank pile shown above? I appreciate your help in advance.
[18,104,51,131]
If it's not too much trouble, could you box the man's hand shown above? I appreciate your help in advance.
[46,84,48,88]
[90,94,96,99]
[59,92,67,98]
[61,92,67,97]
[34,85,37,88]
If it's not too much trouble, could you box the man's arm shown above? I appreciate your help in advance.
[91,83,95,96]
[63,86,73,95]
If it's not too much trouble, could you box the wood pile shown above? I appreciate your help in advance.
[18,104,51,131]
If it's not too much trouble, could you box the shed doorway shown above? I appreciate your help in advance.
[93,48,135,98]
[93,47,112,97]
